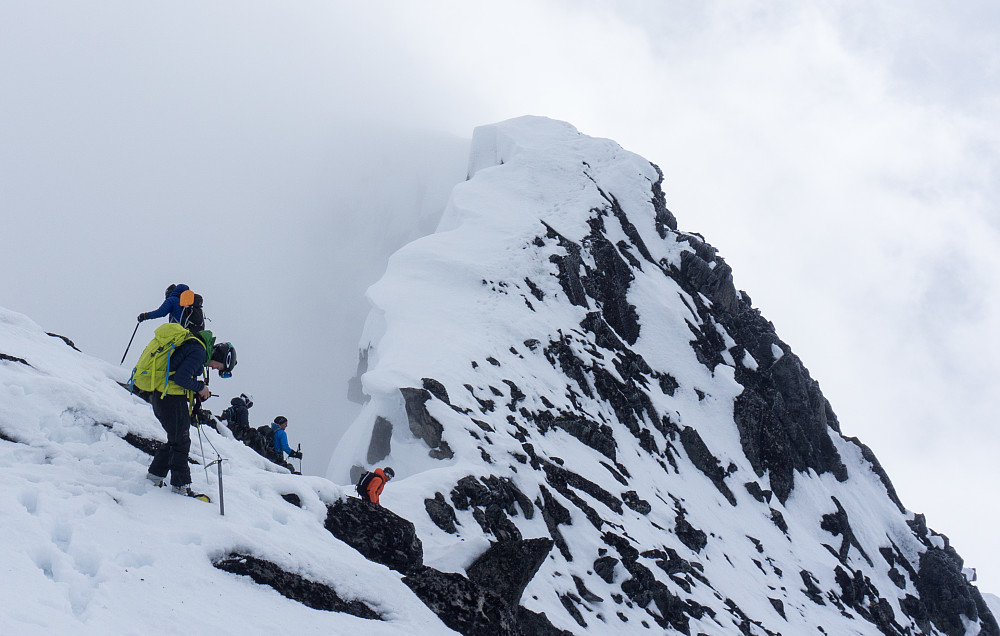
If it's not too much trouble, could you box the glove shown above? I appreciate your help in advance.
[289,450,302,459]
[137,313,146,322]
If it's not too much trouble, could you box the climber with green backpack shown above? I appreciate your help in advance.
[128,322,237,501]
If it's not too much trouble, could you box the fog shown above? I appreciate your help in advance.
[1,1,997,591]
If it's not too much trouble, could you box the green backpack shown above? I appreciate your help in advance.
[128,323,215,398]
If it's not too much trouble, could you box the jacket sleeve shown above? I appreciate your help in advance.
[169,340,206,393]
[144,297,176,320]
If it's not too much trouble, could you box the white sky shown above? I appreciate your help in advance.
[1,0,997,592]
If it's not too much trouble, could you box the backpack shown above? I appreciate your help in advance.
[128,323,214,397]
[355,470,374,499]
[255,424,276,455]
[178,291,205,333]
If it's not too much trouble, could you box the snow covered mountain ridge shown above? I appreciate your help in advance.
[334,116,999,635]
[1,115,996,635]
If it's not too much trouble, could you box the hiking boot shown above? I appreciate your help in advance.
[146,472,166,487]
[171,484,211,502]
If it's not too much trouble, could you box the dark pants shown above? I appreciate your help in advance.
[148,393,192,487]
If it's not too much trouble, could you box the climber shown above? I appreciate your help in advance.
[137,283,205,333]
[139,329,237,501]
[270,416,302,473]
[218,393,253,440]
[360,467,395,505]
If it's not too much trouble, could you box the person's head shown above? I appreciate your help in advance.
[164,284,176,298]
[274,415,288,430]
[240,393,253,408]
[210,342,237,378]
[383,467,395,480]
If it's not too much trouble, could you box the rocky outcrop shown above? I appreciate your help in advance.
[327,495,562,636]
[466,538,554,605]
[213,553,381,620]
[324,497,423,574]
[366,416,392,464]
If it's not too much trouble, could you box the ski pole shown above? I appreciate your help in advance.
[297,443,302,474]
[120,322,140,365]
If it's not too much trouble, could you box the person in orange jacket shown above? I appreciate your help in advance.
[363,466,395,505]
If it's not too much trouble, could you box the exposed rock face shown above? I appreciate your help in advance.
[403,568,522,636]
[324,497,423,574]
[466,538,554,605]
[326,495,565,635]
[213,553,381,620]
[334,118,997,635]
[366,416,392,464]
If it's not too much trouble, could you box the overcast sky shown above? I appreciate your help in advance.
[1,1,997,593]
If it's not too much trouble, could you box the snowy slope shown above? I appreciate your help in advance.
[0,308,456,635]
[333,117,998,635]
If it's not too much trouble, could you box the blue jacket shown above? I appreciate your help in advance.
[166,338,207,394]
[272,424,294,455]
[145,284,190,323]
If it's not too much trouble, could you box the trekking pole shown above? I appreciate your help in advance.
[120,322,140,365]
[196,422,211,483]
[296,443,302,474]
[207,457,227,516]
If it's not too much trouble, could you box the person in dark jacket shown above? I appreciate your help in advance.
[219,393,252,440]
[138,283,189,325]
[146,339,237,500]
[363,467,394,505]
[270,416,302,472]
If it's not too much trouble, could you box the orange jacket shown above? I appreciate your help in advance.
[366,468,388,504]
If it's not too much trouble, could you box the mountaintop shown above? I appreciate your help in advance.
[0,116,995,635]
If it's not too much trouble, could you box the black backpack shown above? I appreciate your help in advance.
[355,470,374,499]
[179,293,205,333]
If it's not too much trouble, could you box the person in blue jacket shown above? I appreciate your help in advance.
[270,416,302,472]
[138,284,189,324]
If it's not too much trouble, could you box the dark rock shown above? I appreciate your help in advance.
[820,496,871,566]
[366,416,393,464]
[422,377,450,403]
[402,567,520,636]
[213,553,381,620]
[46,333,80,351]
[516,606,573,636]
[400,388,447,454]
[768,597,785,619]
[621,491,651,515]
[349,464,365,484]
[769,509,788,535]
[425,492,459,534]
[538,485,573,561]
[559,593,587,627]
[281,493,301,507]
[594,556,619,583]
[744,481,772,503]
[466,538,554,605]
[800,570,825,606]
[679,426,736,506]
[0,352,31,366]
[916,546,987,636]
[675,513,707,553]
[572,574,604,603]
[324,497,423,574]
